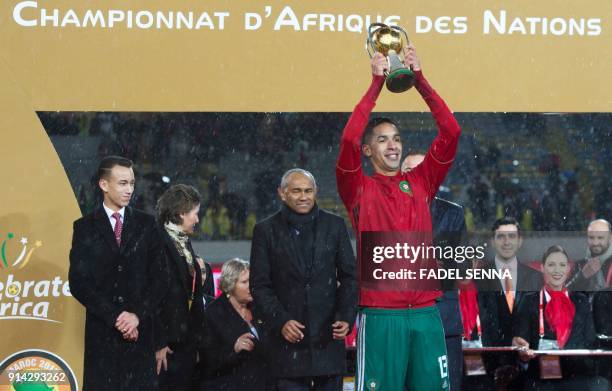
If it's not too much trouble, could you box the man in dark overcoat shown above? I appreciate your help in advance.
[250,168,357,391]
[69,156,168,390]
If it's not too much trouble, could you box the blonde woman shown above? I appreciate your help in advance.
[200,258,269,390]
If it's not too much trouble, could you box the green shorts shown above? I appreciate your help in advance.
[356,306,450,391]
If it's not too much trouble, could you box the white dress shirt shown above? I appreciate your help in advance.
[103,203,125,230]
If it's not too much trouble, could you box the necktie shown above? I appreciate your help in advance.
[112,212,123,246]
[503,268,514,313]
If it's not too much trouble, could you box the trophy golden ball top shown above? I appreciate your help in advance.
[371,26,404,56]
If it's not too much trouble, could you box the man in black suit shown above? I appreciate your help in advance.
[69,156,168,390]
[250,168,357,391]
[477,217,542,389]
[403,153,467,391]
[566,219,612,380]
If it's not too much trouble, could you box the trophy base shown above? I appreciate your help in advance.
[386,68,416,93]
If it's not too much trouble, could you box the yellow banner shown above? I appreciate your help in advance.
[0,0,610,112]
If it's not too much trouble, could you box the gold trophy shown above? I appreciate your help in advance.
[366,23,415,93]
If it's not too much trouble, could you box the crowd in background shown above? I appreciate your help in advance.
[40,111,612,240]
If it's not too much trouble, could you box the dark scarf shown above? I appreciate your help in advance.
[281,204,319,277]
[281,203,319,227]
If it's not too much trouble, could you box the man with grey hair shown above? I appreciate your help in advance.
[280,168,318,192]
[250,168,357,391]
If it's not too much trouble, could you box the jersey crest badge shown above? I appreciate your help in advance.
[399,180,413,196]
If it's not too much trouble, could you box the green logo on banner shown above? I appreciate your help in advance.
[0,232,43,270]
[0,231,70,324]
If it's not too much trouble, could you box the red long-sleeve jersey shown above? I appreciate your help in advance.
[336,71,461,309]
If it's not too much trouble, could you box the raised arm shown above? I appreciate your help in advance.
[406,44,462,200]
[336,54,386,210]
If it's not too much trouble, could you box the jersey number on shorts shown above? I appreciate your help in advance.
[438,355,449,378]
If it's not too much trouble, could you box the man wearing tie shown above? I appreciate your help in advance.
[69,156,168,390]
[477,217,542,390]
